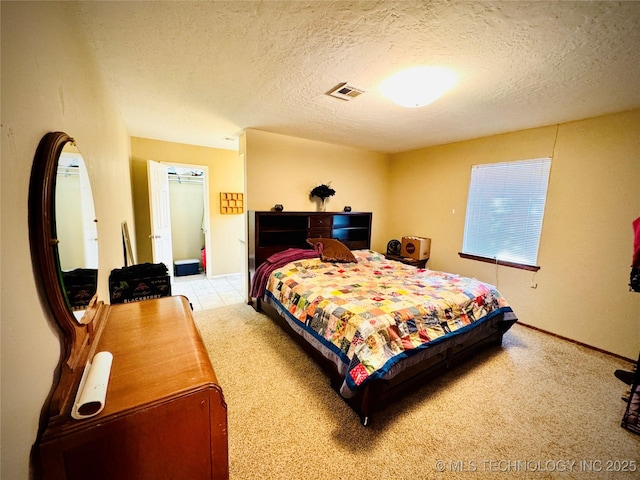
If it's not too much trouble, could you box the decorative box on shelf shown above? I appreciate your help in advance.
[220,192,244,214]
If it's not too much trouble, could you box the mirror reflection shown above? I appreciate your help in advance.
[55,144,98,313]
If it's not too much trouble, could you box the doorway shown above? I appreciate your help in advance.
[147,159,212,282]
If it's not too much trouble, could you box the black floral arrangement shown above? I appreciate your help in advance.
[310,183,336,200]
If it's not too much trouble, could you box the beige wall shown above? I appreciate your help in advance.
[389,110,640,359]
[130,137,244,276]
[169,178,206,262]
[243,122,640,359]
[1,2,133,478]
[243,129,391,252]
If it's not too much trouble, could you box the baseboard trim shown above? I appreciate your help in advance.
[516,322,636,364]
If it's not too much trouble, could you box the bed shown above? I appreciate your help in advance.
[248,211,517,426]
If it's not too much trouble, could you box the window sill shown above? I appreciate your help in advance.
[458,252,540,272]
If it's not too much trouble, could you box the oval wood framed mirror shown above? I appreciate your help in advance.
[29,132,99,413]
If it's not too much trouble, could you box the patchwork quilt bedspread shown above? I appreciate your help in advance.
[264,250,517,398]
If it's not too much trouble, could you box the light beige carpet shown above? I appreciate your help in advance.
[194,303,639,479]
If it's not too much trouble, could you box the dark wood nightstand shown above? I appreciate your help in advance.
[385,254,429,268]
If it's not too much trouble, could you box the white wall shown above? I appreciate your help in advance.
[1,2,133,478]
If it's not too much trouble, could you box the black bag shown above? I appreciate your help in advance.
[61,268,98,310]
[109,262,171,304]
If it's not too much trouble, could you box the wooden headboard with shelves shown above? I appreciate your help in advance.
[247,211,372,305]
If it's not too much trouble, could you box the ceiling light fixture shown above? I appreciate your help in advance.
[379,66,457,108]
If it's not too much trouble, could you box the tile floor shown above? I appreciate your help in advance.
[171,272,245,311]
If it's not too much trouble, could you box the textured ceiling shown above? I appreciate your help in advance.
[75,1,640,153]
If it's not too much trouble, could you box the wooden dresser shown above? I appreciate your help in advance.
[38,296,228,480]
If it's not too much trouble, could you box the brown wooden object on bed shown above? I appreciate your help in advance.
[247,210,515,426]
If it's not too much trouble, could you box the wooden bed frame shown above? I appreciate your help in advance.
[260,300,512,426]
[248,210,515,426]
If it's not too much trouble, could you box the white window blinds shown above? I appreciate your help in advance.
[462,158,551,267]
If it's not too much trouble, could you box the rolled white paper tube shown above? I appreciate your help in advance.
[72,351,113,419]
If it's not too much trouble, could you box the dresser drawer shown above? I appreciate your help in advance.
[308,227,332,238]
[309,215,332,228]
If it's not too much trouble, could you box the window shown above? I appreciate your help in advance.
[461,157,551,271]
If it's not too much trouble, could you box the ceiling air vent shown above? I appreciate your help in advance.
[326,83,366,101]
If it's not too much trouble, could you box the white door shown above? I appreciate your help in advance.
[147,159,174,282]
[195,165,212,278]
[202,185,212,278]
[78,159,99,269]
